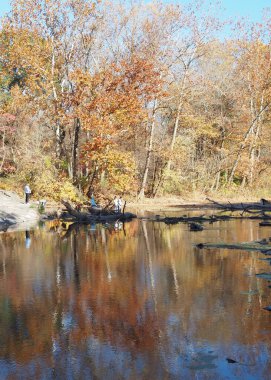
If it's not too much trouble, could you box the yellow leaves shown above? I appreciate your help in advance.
[0,27,53,101]
[81,142,137,193]
[9,85,29,111]
[33,170,80,201]
[102,149,137,193]
[183,115,220,139]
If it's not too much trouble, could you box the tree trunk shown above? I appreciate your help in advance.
[71,117,81,182]
[55,122,65,160]
[153,70,188,196]
[138,99,157,199]
[248,94,264,186]
[167,96,183,170]
[0,129,6,173]
[228,102,270,183]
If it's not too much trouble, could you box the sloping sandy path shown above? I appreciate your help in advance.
[0,190,39,230]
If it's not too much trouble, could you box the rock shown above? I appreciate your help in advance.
[226,358,238,364]
[189,222,203,231]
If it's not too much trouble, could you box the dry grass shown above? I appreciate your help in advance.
[126,188,271,212]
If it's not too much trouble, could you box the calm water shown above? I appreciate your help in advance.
[0,217,271,379]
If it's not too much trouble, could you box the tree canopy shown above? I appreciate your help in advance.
[1,0,271,200]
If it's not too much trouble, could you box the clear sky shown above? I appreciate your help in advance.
[0,0,10,17]
[0,0,270,21]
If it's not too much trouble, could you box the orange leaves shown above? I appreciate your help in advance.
[71,55,162,193]
[81,137,108,162]
[71,56,162,138]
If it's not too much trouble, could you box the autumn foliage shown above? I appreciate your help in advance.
[1,0,271,199]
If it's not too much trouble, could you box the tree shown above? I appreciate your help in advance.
[228,21,271,186]
[0,113,16,175]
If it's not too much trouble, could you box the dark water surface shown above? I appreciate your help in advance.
[0,218,271,379]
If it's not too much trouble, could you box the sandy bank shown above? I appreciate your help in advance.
[0,190,39,231]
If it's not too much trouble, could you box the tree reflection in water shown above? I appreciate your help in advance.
[0,218,271,379]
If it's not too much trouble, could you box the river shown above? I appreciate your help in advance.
[0,216,271,379]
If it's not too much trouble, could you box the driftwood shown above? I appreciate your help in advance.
[206,198,271,212]
[150,198,271,225]
[196,239,271,253]
[148,215,230,225]
[61,200,136,222]
[147,213,271,225]
[259,221,271,227]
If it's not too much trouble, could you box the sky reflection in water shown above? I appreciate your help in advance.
[0,218,271,379]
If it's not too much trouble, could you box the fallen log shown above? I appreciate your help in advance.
[145,213,271,225]
[259,221,271,227]
[157,215,230,224]
[260,198,271,205]
[196,240,271,253]
[61,200,136,222]
[206,198,271,212]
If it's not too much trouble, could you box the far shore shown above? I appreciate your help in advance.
[1,189,269,232]
[126,193,266,212]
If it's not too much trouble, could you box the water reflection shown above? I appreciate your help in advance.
[25,230,31,249]
[0,219,271,379]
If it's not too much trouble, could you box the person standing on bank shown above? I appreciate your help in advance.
[114,196,119,213]
[90,193,97,207]
[118,196,123,213]
[24,184,31,204]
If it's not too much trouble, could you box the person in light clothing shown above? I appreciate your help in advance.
[118,196,123,213]
[24,184,31,204]
[114,196,119,213]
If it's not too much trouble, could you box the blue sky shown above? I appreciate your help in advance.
[0,0,10,17]
[0,0,270,21]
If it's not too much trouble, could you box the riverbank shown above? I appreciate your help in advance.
[0,188,269,231]
[126,192,266,213]
[0,190,39,231]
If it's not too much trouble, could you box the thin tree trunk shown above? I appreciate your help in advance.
[228,102,270,183]
[51,35,66,164]
[248,93,264,186]
[51,41,58,101]
[87,167,98,197]
[167,96,183,170]
[241,175,247,188]
[0,129,6,173]
[71,117,81,182]
[138,99,157,199]
[153,70,189,195]
[55,122,65,160]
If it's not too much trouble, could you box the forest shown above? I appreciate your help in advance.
[1,0,271,202]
